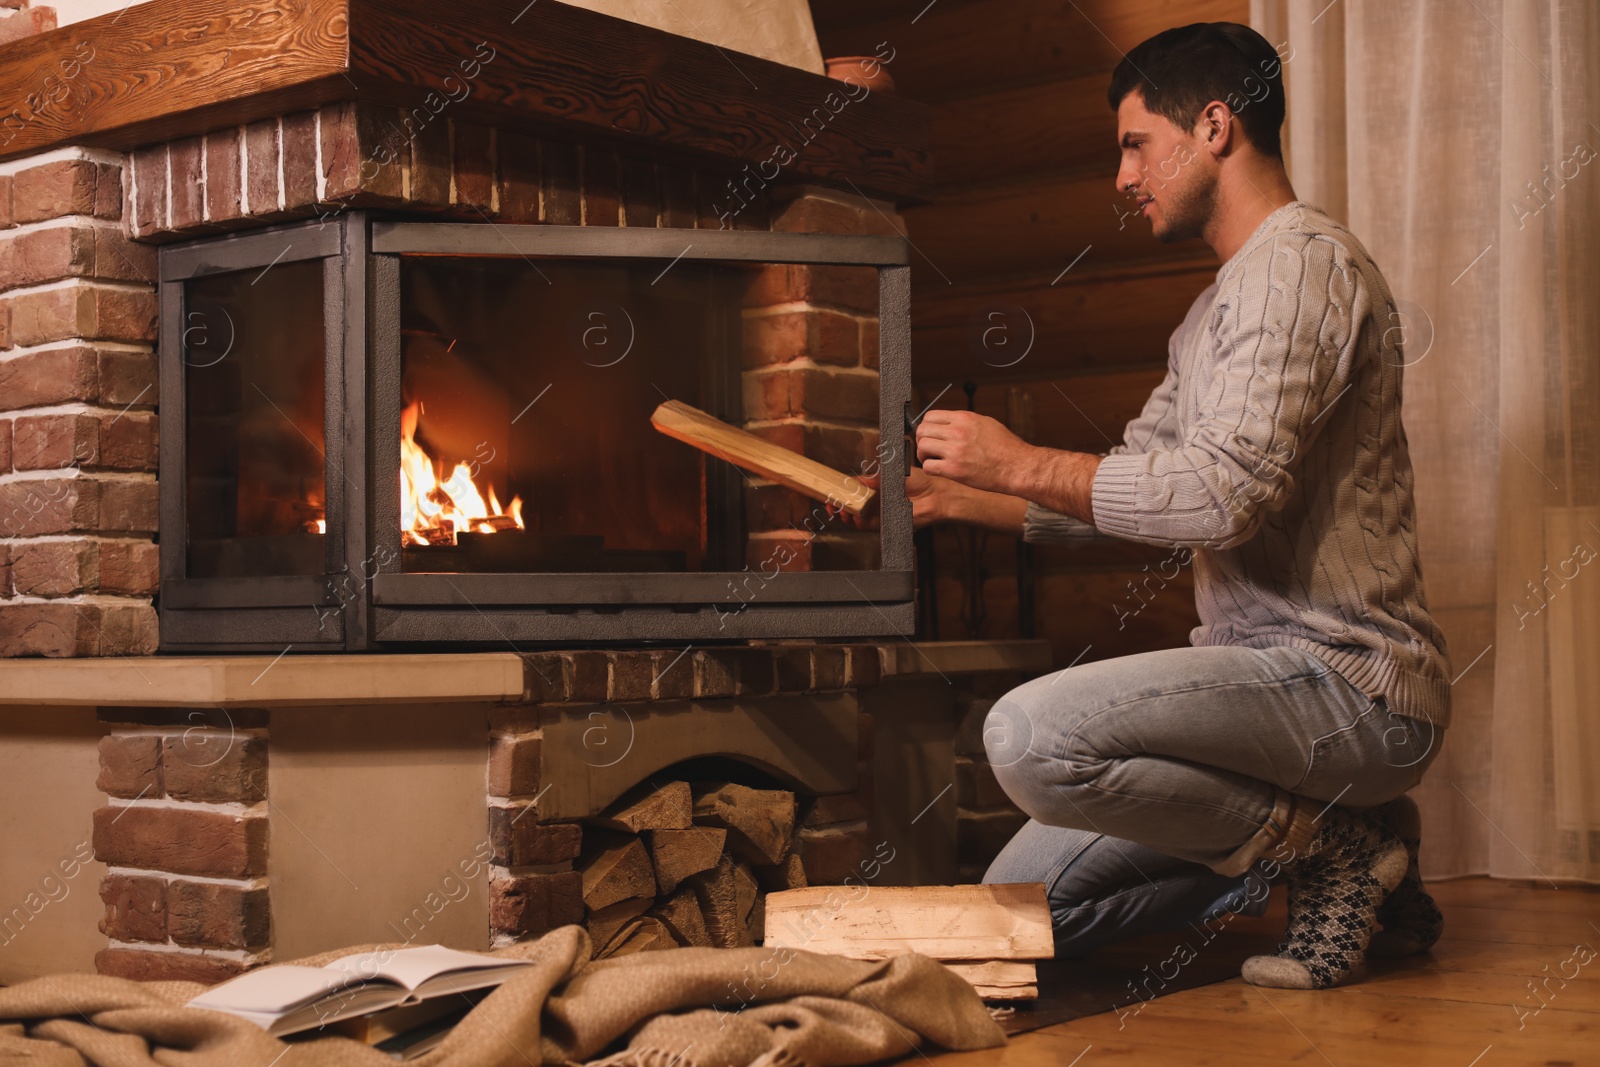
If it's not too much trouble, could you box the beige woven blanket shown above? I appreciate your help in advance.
[0,926,1005,1066]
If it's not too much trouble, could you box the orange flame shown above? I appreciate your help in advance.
[400,401,524,546]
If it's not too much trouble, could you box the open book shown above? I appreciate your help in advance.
[186,945,530,1039]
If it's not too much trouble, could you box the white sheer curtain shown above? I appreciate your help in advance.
[1252,0,1600,883]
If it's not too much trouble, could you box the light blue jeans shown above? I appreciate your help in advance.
[981,644,1441,956]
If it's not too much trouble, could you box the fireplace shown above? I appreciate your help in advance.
[157,215,913,651]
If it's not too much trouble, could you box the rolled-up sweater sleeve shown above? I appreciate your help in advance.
[1090,234,1366,549]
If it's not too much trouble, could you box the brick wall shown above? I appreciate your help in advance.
[0,148,159,656]
[92,708,270,981]
[0,0,55,45]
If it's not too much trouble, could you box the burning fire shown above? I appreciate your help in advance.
[400,401,524,546]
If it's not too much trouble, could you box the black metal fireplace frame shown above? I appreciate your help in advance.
[157,213,915,651]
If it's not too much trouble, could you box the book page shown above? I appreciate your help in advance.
[187,966,354,1015]
[333,945,530,992]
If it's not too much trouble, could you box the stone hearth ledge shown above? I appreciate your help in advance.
[0,641,1051,707]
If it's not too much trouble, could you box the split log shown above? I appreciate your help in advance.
[648,827,726,895]
[692,783,796,866]
[589,781,693,834]
[943,960,1039,1000]
[651,400,875,518]
[601,916,675,958]
[651,884,712,948]
[754,850,808,894]
[585,896,653,950]
[689,854,754,949]
[580,833,658,911]
[762,883,1053,962]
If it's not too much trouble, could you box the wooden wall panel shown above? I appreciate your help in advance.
[820,0,1245,103]
[910,264,1215,383]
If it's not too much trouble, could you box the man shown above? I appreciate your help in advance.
[908,22,1450,989]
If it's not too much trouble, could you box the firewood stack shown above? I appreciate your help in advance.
[576,780,810,958]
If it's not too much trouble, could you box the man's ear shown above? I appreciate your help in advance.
[1196,101,1232,154]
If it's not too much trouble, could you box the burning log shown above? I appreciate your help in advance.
[649,400,876,518]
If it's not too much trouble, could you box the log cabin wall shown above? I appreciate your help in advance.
[812,0,1248,670]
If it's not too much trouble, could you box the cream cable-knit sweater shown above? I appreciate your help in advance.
[1024,201,1452,727]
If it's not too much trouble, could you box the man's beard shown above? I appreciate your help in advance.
[1152,171,1216,243]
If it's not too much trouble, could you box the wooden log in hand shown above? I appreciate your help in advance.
[650,400,876,519]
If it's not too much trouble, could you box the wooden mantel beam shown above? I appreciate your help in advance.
[0,0,929,199]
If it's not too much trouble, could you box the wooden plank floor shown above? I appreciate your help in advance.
[930,877,1600,1066]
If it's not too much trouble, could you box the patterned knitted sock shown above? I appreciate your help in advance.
[1241,806,1408,989]
[1364,795,1445,957]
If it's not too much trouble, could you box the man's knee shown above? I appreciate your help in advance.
[981,674,1114,817]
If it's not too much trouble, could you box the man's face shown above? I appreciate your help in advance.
[1115,89,1216,243]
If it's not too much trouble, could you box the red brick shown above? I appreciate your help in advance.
[168,137,204,230]
[281,111,318,209]
[0,298,8,348]
[130,145,168,236]
[582,147,620,226]
[0,600,94,655]
[521,650,607,702]
[659,165,694,228]
[98,348,158,406]
[487,733,541,797]
[11,412,96,469]
[489,871,583,940]
[607,651,655,701]
[860,318,880,370]
[11,159,111,225]
[244,118,281,217]
[695,647,776,697]
[168,880,270,949]
[453,121,493,210]
[774,645,814,691]
[541,139,580,225]
[320,103,361,202]
[0,225,91,287]
[843,643,882,687]
[802,792,869,828]
[90,600,159,656]
[743,367,879,423]
[744,482,816,532]
[0,475,91,537]
[0,417,9,472]
[771,190,902,237]
[0,174,11,229]
[0,543,10,595]
[409,107,452,208]
[11,538,95,596]
[96,734,161,799]
[97,476,158,533]
[163,735,266,803]
[95,948,250,984]
[203,128,242,222]
[4,284,157,346]
[747,534,812,574]
[813,646,848,690]
[488,810,581,866]
[743,265,878,313]
[797,825,870,884]
[94,411,157,470]
[650,647,694,700]
[98,874,166,942]
[0,599,156,656]
[0,5,55,44]
[98,539,158,595]
[955,756,1010,808]
[748,422,877,473]
[92,162,122,221]
[91,227,157,284]
[497,131,539,222]
[742,309,860,368]
[619,156,657,227]
[93,806,267,879]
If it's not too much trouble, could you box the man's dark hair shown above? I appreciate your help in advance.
[1107,22,1286,159]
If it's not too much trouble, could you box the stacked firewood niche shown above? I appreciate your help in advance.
[577,779,809,957]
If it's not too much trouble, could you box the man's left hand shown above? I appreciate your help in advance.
[916,410,1033,496]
